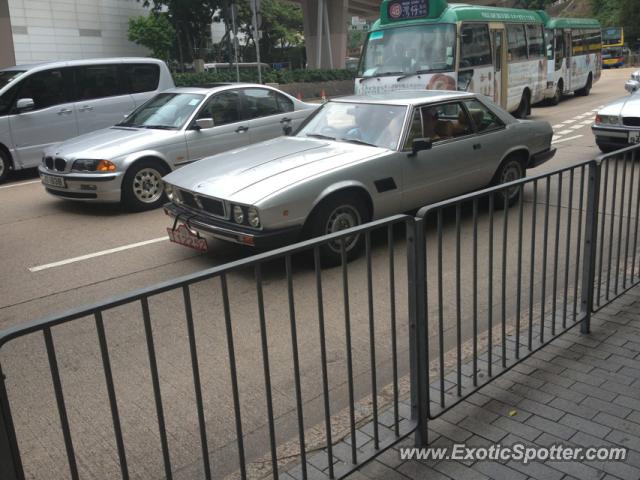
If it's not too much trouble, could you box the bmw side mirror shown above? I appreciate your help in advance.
[16,98,35,112]
[194,118,215,130]
[283,124,293,136]
[411,137,433,155]
[626,80,640,94]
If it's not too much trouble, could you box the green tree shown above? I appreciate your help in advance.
[128,13,176,61]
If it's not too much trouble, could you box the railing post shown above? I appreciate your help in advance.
[408,218,428,447]
[580,160,601,334]
[0,365,24,480]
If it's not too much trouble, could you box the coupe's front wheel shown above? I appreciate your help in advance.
[122,160,169,211]
[493,156,525,208]
[307,193,369,266]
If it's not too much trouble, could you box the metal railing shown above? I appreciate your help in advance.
[1,144,640,479]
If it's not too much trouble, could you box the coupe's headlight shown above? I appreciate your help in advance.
[595,114,621,126]
[248,207,260,228]
[233,205,244,224]
[72,159,117,172]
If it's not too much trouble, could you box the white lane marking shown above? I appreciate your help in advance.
[29,237,168,272]
[553,124,564,129]
[570,125,584,130]
[562,119,576,124]
[581,119,594,125]
[552,135,583,145]
[0,180,41,190]
[557,130,574,135]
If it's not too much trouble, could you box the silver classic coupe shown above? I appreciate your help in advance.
[163,90,555,263]
[39,84,317,210]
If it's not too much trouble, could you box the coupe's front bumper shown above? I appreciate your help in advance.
[38,166,124,202]
[164,202,302,249]
[528,147,557,169]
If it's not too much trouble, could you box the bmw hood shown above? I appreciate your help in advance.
[164,136,386,204]
[43,126,175,160]
[599,94,640,118]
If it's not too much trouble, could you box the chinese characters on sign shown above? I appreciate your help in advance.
[388,0,428,20]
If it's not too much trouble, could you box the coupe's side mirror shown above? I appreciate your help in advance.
[194,118,215,130]
[411,137,433,155]
[16,98,35,112]
[626,80,640,94]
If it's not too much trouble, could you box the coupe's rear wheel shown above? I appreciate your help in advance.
[307,193,369,266]
[0,150,11,183]
[493,156,525,208]
[122,160,169,211]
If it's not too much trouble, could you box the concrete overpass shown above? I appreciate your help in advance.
[299,0,517,69]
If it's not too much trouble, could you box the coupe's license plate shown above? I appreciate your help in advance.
[41,174,66,188]
[167,224,208,252]
[629,131,640,144]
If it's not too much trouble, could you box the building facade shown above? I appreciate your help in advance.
[1,0,150,68]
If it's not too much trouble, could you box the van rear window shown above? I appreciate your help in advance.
[125,64,161,94]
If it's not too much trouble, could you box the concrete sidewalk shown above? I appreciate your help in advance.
[296,286,640,480]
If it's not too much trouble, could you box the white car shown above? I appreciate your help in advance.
[39,84,317,210]
[0,57,174,182]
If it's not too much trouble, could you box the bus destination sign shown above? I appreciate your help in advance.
[388,0,428,20]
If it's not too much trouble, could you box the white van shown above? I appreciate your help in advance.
[0,58,174,182]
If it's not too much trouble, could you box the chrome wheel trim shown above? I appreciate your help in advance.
[132,167,163,204]
[325,205,362,254]
[501,161,523,199]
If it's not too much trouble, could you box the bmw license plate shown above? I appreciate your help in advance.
[167,224,208,252]
[629,131,640,144]
[41,174,66,188]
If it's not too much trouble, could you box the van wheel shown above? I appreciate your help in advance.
[307,193,369,267]
[492,155,525,208]
[514,91,530,119]
[576,74,592,97]
[549,81,563,106]
[0,150,11,183]
[122,160,169,211]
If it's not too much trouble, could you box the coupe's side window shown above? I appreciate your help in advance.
[243,88,280,118]
[464,99,504,133]
[76,64,123,100]
[15,69,73,111]
[403,109,423,151]
[201,90,241,125]
[421,102,473,141]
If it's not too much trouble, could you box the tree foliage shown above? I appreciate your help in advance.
[128,13,176,61]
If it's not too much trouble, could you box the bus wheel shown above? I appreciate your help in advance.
[514,91,530,119]
[576,74,592,97]
[549,81,563,106]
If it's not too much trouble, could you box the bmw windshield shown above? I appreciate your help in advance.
[297,102,407,150]
[117,92,205,130]
[358,24,456,77]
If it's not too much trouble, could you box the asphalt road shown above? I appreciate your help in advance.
[0,68,634,480]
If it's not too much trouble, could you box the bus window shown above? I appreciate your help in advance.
[554,30,565,69]
[572,30,585,55]
[507,24,528,62]
[526,25,545,58]
[460,24,492,68]
[546,29,554,61]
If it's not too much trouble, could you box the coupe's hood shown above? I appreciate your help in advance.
[599,94,640,118]
[44,126,176,160]
[164,136,386,204]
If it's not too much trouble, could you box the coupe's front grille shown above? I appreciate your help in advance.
[623,117,640,127]
[178,190,225,218]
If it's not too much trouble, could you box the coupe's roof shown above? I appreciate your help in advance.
[333,90,476,106]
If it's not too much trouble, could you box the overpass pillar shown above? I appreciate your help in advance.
[302,0,348,69]
[0,0,16,68]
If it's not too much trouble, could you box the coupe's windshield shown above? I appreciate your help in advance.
[117,92,205,129]
[0,70,25,89]
[358,24,456,78]
[297,102,407,150]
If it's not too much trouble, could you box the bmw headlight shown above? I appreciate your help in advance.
[164,182,175,201]
[596,114,621,126]
[233,205,244,224]
[248,207,260,228]
[72,159,117,172]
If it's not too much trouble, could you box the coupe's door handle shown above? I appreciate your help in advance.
[57,108,72,115]
[473,143,482,150]
[235,126,249,133]
[280,117,291,124]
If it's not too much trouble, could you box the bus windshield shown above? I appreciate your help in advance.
[602,27,622,45]
[358,24,456,78]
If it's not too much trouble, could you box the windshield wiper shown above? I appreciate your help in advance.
[306,133,336,141]
[397,69,433,81]
[340,138,378,147]
[142,125,177,130]
[359,72,404,83]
